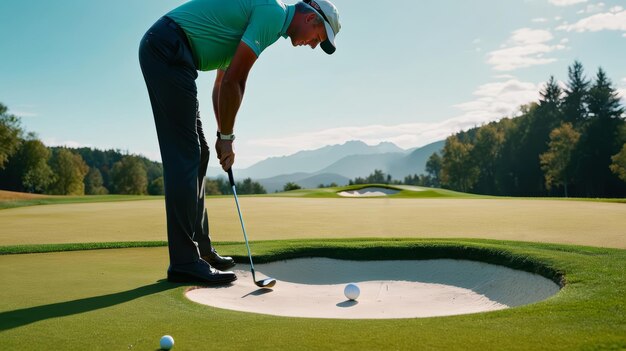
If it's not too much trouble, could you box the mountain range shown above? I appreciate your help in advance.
[208,140,445,192]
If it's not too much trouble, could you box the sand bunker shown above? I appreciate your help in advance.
[186,258,560,319]
[338,187,400,197]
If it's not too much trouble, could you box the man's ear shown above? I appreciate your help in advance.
[305,13,317,24]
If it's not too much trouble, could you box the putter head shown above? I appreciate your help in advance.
[255,278,277,288]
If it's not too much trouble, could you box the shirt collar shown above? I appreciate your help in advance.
[280,4,295,38]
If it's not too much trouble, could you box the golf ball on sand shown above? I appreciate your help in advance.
[160,335,174,350]
[344,283,360,300]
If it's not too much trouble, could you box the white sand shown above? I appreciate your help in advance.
[338,187,400,197]
[185,258,560,319]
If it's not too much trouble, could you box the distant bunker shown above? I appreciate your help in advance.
[338,187,400,197]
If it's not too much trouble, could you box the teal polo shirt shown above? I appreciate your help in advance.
[167,0,295,71]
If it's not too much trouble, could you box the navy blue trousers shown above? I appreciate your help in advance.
[139,17,213,265]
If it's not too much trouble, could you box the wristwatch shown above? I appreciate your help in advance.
[217,131,235,141]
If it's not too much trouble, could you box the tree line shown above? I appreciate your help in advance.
[0,104,164,195]
[0,101,272,196]
[435,61,626,197]
[4,60,626,199]
[205,177,267,195]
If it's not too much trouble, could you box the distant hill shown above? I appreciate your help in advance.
[315,140,445,179]
[257,173,351,193]
[235,140,406,179]
[388,140,445,178]
[316,153,405,179]
[207,139,445,190]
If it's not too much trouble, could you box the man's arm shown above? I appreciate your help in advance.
[215,41,258,171]
[217,41,257,134]
[212,69,225,129]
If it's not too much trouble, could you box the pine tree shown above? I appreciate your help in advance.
[538,76,564,127]
[562,61,589,127]
[574,68,626,196]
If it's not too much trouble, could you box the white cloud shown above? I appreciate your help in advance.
[454,78,542,118]
[618,88,626,104]
[487,28,564,71]
[549,0,587,6]
[532,17,548,23]
[247,78,543,160]
[619,78,626,103]
[557,9,626,33]
[512,28,554,44]
[493,74,517,80]
[578,2,605,14]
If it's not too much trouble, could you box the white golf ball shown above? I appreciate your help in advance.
[160,335,174,350]
[344,283,360,300]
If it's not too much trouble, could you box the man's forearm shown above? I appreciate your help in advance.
[212,80,221,130]
[217,79,245,135]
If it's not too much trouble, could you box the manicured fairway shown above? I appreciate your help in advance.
[1,191,625,349]
[1,197,625,248]
[0,240,625,350]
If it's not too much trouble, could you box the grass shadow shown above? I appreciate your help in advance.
[0,280,179,332]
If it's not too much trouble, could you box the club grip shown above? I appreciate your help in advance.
[227,168,235,187]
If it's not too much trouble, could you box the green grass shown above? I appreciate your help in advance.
[1,187,624,211]
[1,189,624,349]
[0,239,624,350]
[3,195,624,248]
[0,194,160,210]
[0,241,168,255]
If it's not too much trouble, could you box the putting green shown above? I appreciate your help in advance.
[0,240,624,350]
[1,197,625,248]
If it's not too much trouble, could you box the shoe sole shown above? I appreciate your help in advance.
[167,271,237,285]
[210,262,236,271]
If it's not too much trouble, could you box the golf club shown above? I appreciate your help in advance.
[227,168,277,288]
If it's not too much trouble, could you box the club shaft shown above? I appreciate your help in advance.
[231,185,256,274]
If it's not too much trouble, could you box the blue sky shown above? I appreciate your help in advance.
[1,0,625,168]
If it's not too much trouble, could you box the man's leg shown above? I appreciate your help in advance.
[194,117,236,270]
[138,17,235,283]
[194,115,212,255]
[139,20,200,265]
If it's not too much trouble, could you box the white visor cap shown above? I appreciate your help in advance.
[303,0,341,54]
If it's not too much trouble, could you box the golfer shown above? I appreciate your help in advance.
[139,0,341,284]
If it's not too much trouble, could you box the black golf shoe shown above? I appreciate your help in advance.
[202,249,236,271]
[167,258,236,284]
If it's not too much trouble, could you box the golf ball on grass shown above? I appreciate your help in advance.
[160,335,174,350]
[344,283,360,300]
